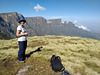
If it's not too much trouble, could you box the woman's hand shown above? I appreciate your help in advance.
[24,32,28,36]
[16,30,28,37]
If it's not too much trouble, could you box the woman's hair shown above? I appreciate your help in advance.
[19,20,26,24]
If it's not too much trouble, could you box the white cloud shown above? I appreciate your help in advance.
[73,20,90,31]
[74,20,77,23]
[34,4,46,12]
[77,25,90,31]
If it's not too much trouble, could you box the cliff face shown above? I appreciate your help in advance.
[0,12,23,38]
[48,19,62,25]
[25,17,50,36]
[0,12,36,38]
[25,17,47,24]
[0,12,23,22]
[25,17,100,40]
[0,12,100,40]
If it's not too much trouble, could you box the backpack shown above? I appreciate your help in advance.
[50,55,65,72]
[50,55,71,75]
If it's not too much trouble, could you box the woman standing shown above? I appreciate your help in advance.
[16,18,28,63]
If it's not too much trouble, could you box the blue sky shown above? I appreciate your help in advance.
[0,0,100,32]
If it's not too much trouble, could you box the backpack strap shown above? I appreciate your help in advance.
[61,70,71,75]
[60,66,65,72]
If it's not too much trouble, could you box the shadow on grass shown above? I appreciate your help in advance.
[25,46,43,59]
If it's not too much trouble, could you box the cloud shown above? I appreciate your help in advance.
[77,25,90,31]
[74,20,77,23]
[34,4,46,12]
[73,20,90,31]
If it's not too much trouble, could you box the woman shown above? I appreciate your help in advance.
[16,18,28,63]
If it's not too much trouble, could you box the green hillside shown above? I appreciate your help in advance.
[0,36,100,75]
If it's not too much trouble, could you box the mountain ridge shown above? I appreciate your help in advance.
[0,12,100,40]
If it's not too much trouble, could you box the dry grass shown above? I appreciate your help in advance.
[0,35,100,75]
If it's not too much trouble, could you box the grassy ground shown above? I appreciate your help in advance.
[0,35,100,75]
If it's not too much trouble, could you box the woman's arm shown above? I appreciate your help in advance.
[16,30,28,37]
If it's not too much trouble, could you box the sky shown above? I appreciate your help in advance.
[0,0,100,33]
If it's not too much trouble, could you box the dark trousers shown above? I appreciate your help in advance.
[18,40,27,61]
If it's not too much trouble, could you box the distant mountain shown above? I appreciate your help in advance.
[0,12,100,40]
[25,17,100,40]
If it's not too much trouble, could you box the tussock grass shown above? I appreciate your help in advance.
[0,35,100,75]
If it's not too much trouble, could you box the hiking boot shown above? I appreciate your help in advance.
[25,57,28,60]
[18,60,25,63]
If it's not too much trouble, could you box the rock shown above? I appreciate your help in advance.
[16,65,32,75]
